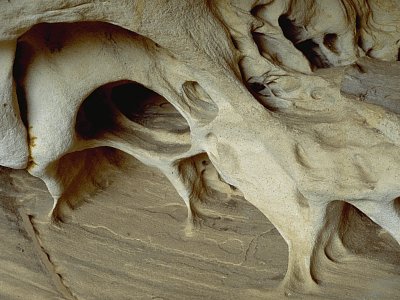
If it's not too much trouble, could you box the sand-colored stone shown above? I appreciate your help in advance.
[0,0,399,298]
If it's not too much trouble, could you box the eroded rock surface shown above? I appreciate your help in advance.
[1,156,400,299]
[0,0,400,298]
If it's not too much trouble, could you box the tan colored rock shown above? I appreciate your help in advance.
[0,0,399,297]
[0,40,28,169]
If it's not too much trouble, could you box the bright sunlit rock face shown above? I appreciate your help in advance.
[0,0,400,297]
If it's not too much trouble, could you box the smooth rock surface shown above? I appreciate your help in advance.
[1,154,399,299]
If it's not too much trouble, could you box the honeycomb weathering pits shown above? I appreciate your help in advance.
[0,0,400,298]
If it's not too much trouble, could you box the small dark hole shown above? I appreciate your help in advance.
[111,82,160,123]
[249,82,266,93]
[250,5,264,18]
[75,85,117,139]
[323,33,338,54]
[113,83,188,132]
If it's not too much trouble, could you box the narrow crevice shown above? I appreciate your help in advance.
[357,35,364,51]
[250,31,266,56]
[246,81,279,112]
[13,39,43,170]
[353,62,366,74]
[355,15,366,53]
[229,34,240,51]
[356,15,362,31]
[395,198,400,217]
[19,212,77,300]
[277,14,332,70]
[13,40,34,128]
[246,77,291,111]
[296,39,331,69]
[278,14,303,44]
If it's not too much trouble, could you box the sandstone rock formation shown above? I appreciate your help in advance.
[0,0,399,298]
